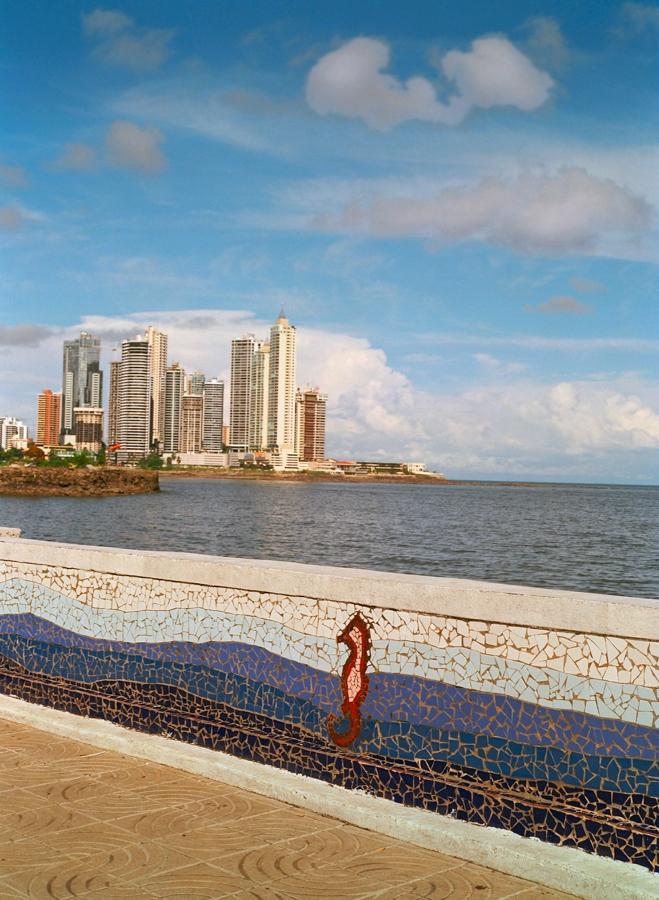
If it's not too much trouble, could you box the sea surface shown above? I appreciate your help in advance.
[1,478,658,598]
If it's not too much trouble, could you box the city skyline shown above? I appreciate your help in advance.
[1,1,657,482]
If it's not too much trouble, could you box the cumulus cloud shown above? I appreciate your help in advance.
[53,143,97,171]
[0,164,27,188]
[106,121,166,173]
[569,277,605,293]
[83,7,174,72]
[0,325,53,347]
[522,16,569,69]
[1,308,657,479]
[525,295,592,315]
[0,206,25,231]
[305,35,553,130]
[315,167,653,255]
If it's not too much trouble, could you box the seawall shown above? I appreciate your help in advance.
[0,531,656,895]
[0,466,159,496]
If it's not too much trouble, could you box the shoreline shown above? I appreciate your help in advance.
[0,467,159,497]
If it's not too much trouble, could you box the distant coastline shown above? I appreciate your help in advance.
[158,468,550,487]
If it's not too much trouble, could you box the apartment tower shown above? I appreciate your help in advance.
[229,335,256,451]
[145,326,168,449]
[249,342,269,450]
[267,310,296,450]
[163,363,185,454]
[36,389,62,446]
[295,388,327,462]
[74,407,103,453]
[180,394,203,453]
[107,360,120,446]
[202,378,224,451]
[117,337,151,462]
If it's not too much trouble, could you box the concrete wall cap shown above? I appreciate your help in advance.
[0,535,657,639]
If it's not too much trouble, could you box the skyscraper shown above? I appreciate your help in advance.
[36,389,62,446]
[295,388,327,462]
[145,326,168,449]
[60,332,102,442]
[186,371,205,396]
[117,337,151,462]
[249,342,269,450]
[202,378,224,451]
[163,363,185,454]
[229,335,256,451]
[180,394,203,453]
[267,310,296,450]
[107,360,120,446]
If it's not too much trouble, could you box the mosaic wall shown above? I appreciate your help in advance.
[0,557,656,870]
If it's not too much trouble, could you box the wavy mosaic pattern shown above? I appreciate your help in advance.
[0,561,657,870]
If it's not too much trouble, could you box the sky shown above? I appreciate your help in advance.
[1,0,658,482]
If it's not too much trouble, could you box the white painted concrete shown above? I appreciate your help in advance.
[0,695,655,900]
[0,534,657,638]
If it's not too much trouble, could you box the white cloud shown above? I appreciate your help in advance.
[525,295,593,315]
[83,7,174,72]
[106,121,166,174]
[2,308,657,481]
[53,143,97,171]
[522,16,569,69]
[314,167,653,256]
[0,206,25,231]
[616,3,659,36]
[305,36,553,130]
[473,353,526,372]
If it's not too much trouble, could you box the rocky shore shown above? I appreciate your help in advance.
[0,467,159,497]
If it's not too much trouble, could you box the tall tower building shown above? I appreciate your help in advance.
[107,360,120,446]
[249,342,269,450]
[229,335,256,451]
[180,394,203,453]
[60,332,102,441]
[145,326,168,449]
[295,388,327,462]
[117,337,151,462]
[36,389,62,446]
[163,363,185,454]
[74,408,103,453]
[202,378,224,451]
[267,310,296,450]
[186,371,205,396]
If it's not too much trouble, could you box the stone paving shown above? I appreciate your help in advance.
[0,718,574,898]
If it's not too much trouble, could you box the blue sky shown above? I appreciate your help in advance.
[1,1,658,481]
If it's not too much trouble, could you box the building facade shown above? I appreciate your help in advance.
[267,311,296,450]
[36,390,62,447]
[145,326,168,450]
[163,363,185,454]
[295,388,327,462]
[117,338,151,462]
[180,394,203,453]
[0,418,28,450]
[107,360,120,447]
[74,407,103,453]
[60,332,102,442]
[202,378,224,451]
[249,341,269,451]
[186,371,205,396]
[229,335,256,451]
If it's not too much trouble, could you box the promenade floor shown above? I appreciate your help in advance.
[0,717,573,898]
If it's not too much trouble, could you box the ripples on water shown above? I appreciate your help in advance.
[1,479,657,598]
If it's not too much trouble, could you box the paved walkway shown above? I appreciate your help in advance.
[0,717,572,898]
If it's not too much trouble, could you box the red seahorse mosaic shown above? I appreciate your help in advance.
[328,612,371,747]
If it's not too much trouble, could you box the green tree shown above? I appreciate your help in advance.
[139,452,163,470]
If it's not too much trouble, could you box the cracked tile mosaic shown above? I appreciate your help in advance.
[0,560,656,872]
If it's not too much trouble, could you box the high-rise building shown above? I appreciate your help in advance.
[117,337,151,462]
[202,378,224,451]
[36,389,62,446]
[60,332,102,442]
[186,371,205,396]
[229,335,256,451]
[267,310,296,450]
[180,394,203,453]
[295,388,327,462]
[163,363,185,454]
[74,407,103,453]
[0,417,28,450]
[107,360,120,446]
[249,342,269,450]
[222,424,230,447]
[145,326,168,449]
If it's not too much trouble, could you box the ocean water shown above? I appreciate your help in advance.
[1,478,657,599]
